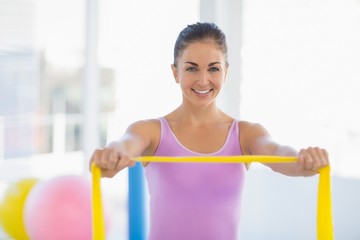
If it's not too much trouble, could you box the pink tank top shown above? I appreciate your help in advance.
[145,117,246,240]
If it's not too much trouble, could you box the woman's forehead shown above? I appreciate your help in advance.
[179,42,225,63]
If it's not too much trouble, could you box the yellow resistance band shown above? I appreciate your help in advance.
[91,163,106,240]
[91,155,333,240]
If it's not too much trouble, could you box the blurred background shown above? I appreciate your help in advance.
[0,0,359,239]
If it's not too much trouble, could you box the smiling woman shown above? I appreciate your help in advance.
[171,41,228,106]
[170,23,229,108]
[89,22,330,240]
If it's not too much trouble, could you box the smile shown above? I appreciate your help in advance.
[192,89,213,95]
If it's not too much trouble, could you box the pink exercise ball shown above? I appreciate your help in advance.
[23,175,109,240]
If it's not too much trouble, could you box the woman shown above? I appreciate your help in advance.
[90,22,329,239]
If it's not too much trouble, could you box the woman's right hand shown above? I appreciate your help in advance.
[89,145,136,178]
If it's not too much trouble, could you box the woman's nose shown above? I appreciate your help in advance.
[198,71,209,85]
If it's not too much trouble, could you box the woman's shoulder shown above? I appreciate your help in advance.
[128,118,161,131]
[237,120,270,155]
[238,120,264,130]
[124,118,161,138]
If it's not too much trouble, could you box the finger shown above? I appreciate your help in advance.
[318,148,329,168]
[297,149,305,167]
[115,154,128,171]
[123,158,136,168]
[303,149,314,170]
[99,148,111,169]
[310,147,322,171]
[108,149,120,170]
[298,149,312,170]
[123,156,136,168]
[91,149,103,168]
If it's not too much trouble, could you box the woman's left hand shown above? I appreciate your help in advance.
[298,147,329,174]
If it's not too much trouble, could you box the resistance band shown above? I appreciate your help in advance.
[91,155,333,240]
[91,162,106,240]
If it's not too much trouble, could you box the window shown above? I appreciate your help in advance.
[241,0,360,178]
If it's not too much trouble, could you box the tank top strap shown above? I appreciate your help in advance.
[230,119,239,137]
[219,119,242,156]
[155,117,184,156]
[157,117,174,144]
[230,119,240,145]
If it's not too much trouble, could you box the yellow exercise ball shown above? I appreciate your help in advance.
[0,178,39,240]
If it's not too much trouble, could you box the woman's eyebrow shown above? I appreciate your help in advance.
[184,61,198,66]
[184,62,221,67]
[208,62,221,66]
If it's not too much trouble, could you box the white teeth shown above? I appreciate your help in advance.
[193,89,211,94]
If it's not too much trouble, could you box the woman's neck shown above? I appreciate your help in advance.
[167,102,230,124]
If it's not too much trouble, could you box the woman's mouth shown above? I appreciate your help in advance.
[192,89,213,95]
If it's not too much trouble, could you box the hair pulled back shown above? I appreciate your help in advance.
[173,22,228,66]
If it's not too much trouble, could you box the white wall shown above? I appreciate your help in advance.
[239,166,360,239]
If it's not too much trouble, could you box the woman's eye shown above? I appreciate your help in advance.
[186,67,198,72]
[209,67,220,72]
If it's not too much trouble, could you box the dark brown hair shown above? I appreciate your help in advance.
[173,22,228,66]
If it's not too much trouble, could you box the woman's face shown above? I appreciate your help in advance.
[171,41,228,108]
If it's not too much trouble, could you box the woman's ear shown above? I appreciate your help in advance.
[171,64,179,83]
